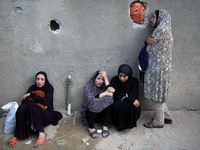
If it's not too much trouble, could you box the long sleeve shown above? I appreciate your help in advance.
[30,93,45,105]
[111,76,139,103]
[24,85,54,107]
[84,85,113,113]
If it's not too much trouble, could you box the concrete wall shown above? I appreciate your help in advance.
[0,0,199,111]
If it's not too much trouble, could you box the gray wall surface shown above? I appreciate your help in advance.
[0,0,199,111]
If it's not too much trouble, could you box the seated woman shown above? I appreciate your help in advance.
[81,70,114,138]
[110,64,141,131]
[8,71,62,148]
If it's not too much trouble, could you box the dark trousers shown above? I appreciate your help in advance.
[86,105,111,128]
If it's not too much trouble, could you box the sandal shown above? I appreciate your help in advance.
[34,133,47,148]
[152,118,172,124]
[8,137,17,147]
[88,128,99,138]
[143,122,163,128]
[102,130,109,138]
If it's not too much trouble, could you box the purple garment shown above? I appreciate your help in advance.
[14,71,62,139]
[81,71,113,125]
[138,46,148,72]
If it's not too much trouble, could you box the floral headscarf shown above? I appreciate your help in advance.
[81,71,113,124]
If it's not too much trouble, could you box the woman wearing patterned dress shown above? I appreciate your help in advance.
[81,70,114,138]
[143,10,173,128]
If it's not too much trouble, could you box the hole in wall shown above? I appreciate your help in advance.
[49,20,61,34]
[129,1,149,28]
[15,7,23,14]
[130,1,145,24]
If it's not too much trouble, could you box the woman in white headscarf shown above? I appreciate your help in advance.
[143,10,173,128]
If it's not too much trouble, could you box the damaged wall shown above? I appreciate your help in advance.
[0,0,199,111]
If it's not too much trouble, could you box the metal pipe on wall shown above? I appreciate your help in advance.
[66,75,72,116]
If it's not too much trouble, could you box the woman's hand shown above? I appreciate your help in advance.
[99,70,108,79]
[133,99,140,107]
[146,35,156,46]
[99,70,109,86]
[107,87,115,93]
[100,91,113,98]
[22,93,30,100]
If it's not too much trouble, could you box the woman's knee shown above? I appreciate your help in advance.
[27,102,38,112]
[16,104,27,114]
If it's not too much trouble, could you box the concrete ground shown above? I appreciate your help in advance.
[0,109,200,150]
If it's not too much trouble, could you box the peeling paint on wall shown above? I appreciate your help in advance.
[30,40,44,54]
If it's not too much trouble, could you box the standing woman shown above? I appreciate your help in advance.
[81,70,114,138]
[110,64,141,131]
[8,71,62,147]
[143,10,173,128]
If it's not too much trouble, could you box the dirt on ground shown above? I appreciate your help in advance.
[0,109,200,150]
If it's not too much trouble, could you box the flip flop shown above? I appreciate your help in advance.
[88,130,99,138]
[102,130,109,138]
[34,133,47,148]
[143,122,163,128]
[8,137,17,147]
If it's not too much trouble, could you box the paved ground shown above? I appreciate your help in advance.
[0,109,200,150]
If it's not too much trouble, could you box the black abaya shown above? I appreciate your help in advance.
[111,76,141,131]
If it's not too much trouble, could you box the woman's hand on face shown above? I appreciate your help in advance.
[146,35,156,46]
[133,99,140,107]
[99,70,110,86]
[99,70,108,80]
[107,87,115,93]
[22,93,30,100]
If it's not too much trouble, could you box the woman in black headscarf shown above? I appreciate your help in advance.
[8,71,62,148]
[110,64,141,131]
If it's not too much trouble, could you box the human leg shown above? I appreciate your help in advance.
[86,110,99,138]
[101,106,111,137]
[34,132,47,148]
[27,103,46,132]
[152,100,165,125]
[14,104,31,139]
[143,100,164,128]
[164,103,172,124]
[27,103,49,146]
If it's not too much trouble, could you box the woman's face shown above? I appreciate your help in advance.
[95,74,104,87]
[151,13,156,28]
[118,72,129,82]
[36,74,45,88]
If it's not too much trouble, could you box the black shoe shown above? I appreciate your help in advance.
[152,118,172,124]
[164,119,172,124]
